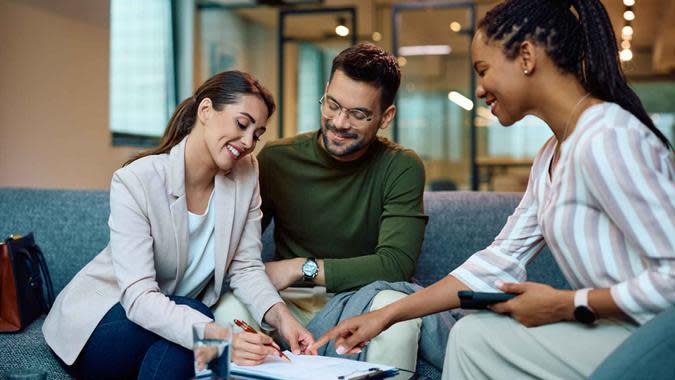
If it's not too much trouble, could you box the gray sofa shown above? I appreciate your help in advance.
[0,188,571,379]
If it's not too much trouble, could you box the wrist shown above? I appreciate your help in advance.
[377,305,397,330]
[300,257,319,283]
[556,290,576,321]
[264,302,290,328]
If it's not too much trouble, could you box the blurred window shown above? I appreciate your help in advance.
[109,0,174,143]
[297,43,324,133]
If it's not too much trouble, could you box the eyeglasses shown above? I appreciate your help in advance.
[319,94,373,127]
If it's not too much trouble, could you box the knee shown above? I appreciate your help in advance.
[369,290,408,312]
[170,296,214,319]
[140,340,193,380]
[448,314,489,354]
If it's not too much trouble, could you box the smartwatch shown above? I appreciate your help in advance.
[573,288,597,325]
[302,258,319,282]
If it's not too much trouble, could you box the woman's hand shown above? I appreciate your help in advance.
[311,309,389,355]
[231,331,281,366]
[490,281,575,327]
[265,259,303,291]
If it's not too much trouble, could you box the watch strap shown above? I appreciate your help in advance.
[574,288,591,308]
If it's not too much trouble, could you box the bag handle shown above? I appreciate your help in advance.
[5,233,55,313]
[15,245,54,313]
[32,244,55,309]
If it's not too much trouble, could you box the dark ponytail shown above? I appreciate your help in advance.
[478,0,671,149]
[124,70,276,166]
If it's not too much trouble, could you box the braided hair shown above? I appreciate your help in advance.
[478,0,671,148]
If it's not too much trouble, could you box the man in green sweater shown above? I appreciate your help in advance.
[216,43,427,372]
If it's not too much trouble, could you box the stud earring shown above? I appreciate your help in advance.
[523,69,529,75]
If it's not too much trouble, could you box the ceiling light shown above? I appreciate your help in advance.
[335,17,349,37]
[399,45,451,56]
[372,32,382,42]
[623,10,635,21]
[620,48,633,62]
[621,25,634,37]
[450,22,461,32]
[623,0,635,6]
[448,91,474,111]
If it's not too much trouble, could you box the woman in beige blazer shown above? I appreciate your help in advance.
[43,71,313,379]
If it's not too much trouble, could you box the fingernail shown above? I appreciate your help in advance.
[354,348,362,354]
[495,280,504,288]
[336,346,345,355]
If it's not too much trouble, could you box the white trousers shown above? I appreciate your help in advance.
[213,288,421,373]
[442,312,636,380]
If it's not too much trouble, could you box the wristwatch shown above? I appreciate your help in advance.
[574,288,597,324]
[302,258,319,282]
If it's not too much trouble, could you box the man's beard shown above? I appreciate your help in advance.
[320,120,370,158]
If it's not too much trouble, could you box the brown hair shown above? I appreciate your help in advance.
[125,70,276,166]
[329,43,401,112]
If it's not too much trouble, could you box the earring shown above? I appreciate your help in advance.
[523,69,529,75]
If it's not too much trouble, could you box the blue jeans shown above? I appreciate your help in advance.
[56,296,213,380]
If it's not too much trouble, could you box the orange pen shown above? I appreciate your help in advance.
[234,319,291,362]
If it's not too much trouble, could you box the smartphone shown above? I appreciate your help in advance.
[458,291,516,310]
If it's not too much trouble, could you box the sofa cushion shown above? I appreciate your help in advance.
[1,188,569,380]
[0,317,70,379]
[417,191,569,289]
[0,188,109,294]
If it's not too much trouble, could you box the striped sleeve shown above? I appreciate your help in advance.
[580,126,675,324]
[451,164,547,291]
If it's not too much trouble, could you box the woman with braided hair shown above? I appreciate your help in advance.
[313,1,674,378]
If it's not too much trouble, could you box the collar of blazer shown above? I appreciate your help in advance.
[167,136,237,299]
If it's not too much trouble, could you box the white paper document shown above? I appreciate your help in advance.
[230,351,398,380]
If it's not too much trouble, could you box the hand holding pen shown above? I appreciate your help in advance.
[234,319,292,362]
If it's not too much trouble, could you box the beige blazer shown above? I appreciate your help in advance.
[43,139,283,365]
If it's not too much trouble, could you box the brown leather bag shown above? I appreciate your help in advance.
[0,233,54,332]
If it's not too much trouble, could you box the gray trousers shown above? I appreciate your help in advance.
[443,312,636,380]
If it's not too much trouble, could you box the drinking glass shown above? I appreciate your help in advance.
[192,321,232,380]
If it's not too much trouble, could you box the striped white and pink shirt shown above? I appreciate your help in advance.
[452,102,675,324]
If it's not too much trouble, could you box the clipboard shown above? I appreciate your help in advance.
[230,351,399,380]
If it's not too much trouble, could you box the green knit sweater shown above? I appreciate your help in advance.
[258,131,428,293]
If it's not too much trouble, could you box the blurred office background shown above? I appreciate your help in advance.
[1,0,673,191]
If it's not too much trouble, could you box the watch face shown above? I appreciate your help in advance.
[574,306,596,324]
[302,260,318,277]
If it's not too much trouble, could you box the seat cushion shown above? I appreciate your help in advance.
[0,318,71,379]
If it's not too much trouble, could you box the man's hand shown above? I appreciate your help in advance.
[278,313,316,355]
[265,258,304,291]
[264,303,316,355]
[311,309,388,355]
[490,281,575,327]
